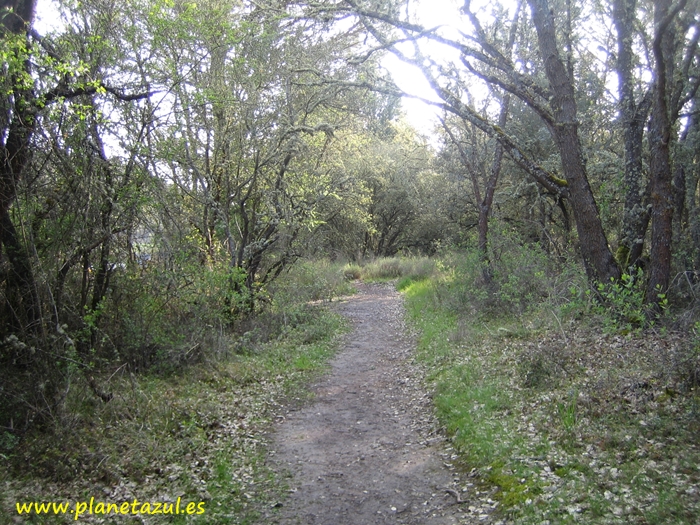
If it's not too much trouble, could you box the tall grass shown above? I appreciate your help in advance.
[270,259,356,304]
[341,256,436,284]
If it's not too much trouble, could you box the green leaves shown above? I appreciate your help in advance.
[0,32,32,93]
[594,269,667,334]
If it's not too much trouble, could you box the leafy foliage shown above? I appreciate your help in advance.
[594,269,669,335]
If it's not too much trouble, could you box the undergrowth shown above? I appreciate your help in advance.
[402,236,700,524]
[342,256,436,285]
[0,261,351,524]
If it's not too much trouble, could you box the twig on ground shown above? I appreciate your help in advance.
[444,488,466,504]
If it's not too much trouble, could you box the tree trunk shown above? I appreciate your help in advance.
[646,0,684,303]
[528,0,620,285]
[478,93,510,283]
[0,209,41,334]
[612,0,652,269]
[478,4,521,283]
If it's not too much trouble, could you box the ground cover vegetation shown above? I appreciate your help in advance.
[402,232,700,524]
[1,0,700,522]
[1,261,352,524]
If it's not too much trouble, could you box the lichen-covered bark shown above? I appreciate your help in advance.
[612,0,652,269]
[528,0,620,285]
[681,96,700,269]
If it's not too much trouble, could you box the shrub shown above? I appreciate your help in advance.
[594,268,668,334]
[439,230,567,318]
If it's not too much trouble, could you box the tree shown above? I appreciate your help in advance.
[299,0,618,284]
[146,0,381,302]
[646,0,697,303]
[438,3,521,281]
[0,0,153,338]
[1,0,43,334]
[525,0,620,284]
[313,119,449,260]
[298,0,700,301]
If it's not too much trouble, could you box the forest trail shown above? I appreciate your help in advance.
[261,283,489,525]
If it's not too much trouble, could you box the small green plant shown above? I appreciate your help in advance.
[489,468,543,507]
[0,430,19,457]
[273,259,355,303]
[557,390,578,431]
[595,268,665,334]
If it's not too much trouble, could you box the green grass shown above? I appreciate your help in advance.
[403,278,541,509]
[401,252,700,524]
[0,306,348,525]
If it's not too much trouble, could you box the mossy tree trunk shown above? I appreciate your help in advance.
[612,0,652,270]
[528,0,621,285]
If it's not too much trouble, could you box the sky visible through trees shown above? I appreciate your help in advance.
[2,1,700,522]
[1,0,699,448]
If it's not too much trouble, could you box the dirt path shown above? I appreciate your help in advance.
[262,283,493,525]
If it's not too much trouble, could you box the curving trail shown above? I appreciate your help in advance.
[263,283,483,525]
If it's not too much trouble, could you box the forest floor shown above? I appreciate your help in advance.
[4,268,698,524]
[259,282,501,525]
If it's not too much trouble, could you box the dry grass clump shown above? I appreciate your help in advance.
[341,256,436,283]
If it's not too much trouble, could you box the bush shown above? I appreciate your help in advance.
[106,263,243,372]
[438,230,570,318]
[593,268,668,334]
